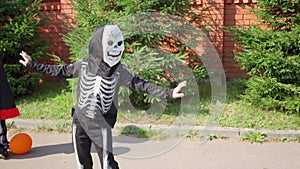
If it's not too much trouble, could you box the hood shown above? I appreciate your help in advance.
[87,25,124,76]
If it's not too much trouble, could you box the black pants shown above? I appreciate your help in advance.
[0,118,9,157]
[72,115,119,169]
[0,119,8,146]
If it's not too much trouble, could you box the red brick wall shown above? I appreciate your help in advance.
[39,0,259,78]
[193,0,259,78]
[39,0,76,64]
[223,0,258,78]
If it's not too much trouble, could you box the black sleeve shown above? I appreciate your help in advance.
[27,61,80,78]
[130,76,174,99]
[118,64,174,99]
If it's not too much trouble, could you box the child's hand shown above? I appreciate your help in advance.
[19,51,32,66]
[172,81,187,98]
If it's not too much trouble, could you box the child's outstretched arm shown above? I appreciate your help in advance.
[118,64,187,99]
[19,51,79,78]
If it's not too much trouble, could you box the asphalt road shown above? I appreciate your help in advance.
[1,130,300,169]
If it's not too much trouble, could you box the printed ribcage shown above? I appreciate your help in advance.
[78,63,118,119]
[94,76,117,113]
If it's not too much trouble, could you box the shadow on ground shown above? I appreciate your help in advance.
[8,142,131,160]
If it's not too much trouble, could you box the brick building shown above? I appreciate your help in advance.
[39,0,259,78]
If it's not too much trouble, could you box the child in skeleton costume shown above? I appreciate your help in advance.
[0,59,20,158]
[20,25,186,169]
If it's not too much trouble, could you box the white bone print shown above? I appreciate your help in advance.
[78,62,118,119]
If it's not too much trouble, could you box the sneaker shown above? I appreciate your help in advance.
[0,144,8,159]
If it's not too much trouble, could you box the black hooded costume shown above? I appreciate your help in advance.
[25,25,173,169]
[0,59,20,158]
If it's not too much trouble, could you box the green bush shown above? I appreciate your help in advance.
[229,0,300,114]
[0,0,48,97]
[254,0,300,31]
[3,64,41,96]
[243,76,300,113]
[64,0,209,107]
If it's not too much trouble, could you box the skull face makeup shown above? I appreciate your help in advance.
[102,25,124,67]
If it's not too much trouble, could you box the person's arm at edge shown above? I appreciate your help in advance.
[119,64,187,99]
[19,51,77,78]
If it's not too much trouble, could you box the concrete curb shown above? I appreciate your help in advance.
[7,118,300,139]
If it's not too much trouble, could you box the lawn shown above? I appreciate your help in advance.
[16,79,300,131]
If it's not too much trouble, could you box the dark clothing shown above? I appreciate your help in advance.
[27,60,173,168]
[72,112,119,169]
[25,24,173,168]
[27,61,173,128]
[0,60,20,158]
[0,60,20,120]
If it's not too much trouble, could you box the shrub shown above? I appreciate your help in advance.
[243,76,300,113]
[0,0,48,97]
[229,0,300,114]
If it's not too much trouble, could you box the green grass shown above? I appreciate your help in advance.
[241,131,266,143]
[15,80,300,131]
[219,101,300,130]
[119,125,165,138]
[16,81,74,120]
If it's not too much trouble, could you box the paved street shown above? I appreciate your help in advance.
[1,129,300,169]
